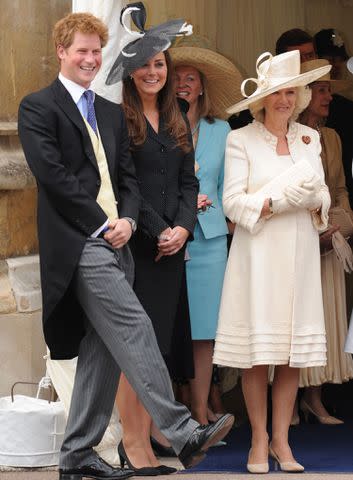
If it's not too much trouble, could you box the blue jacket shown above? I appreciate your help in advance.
[195,118,230,239]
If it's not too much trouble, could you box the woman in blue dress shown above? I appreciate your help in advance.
[171,43,242,424]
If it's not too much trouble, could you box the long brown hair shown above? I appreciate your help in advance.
[195,69,215,123]
[122,50,191,152]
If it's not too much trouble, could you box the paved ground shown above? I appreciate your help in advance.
[2,473,353,479]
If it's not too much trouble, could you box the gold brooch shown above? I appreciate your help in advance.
[302,135,311,144]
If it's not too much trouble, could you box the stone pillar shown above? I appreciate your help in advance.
[0,122,38,260]
[0,0,71,397]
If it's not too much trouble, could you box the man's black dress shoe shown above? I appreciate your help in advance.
[59,454,134,480]
[178,413,234,469]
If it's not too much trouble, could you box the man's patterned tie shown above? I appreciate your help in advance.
[83,89,97,135]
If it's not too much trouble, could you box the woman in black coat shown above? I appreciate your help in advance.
[105,4,198,470]
[115,50,198,471]
[126,48,198,378]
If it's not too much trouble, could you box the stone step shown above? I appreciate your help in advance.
[6,255,42,312]
[0,261,16,314]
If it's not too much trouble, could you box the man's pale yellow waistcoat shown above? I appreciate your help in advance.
[83,117,119,220]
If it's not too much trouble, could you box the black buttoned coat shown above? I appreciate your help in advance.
[18,79,140,359]
[129,118,198,378]
[133,118,198,238]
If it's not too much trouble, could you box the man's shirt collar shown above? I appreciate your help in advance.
[58,73,95,105]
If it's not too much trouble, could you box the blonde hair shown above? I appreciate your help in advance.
[53,12,108,50]
[249,86,312,122]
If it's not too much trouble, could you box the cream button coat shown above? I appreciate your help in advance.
[213,120,330,369]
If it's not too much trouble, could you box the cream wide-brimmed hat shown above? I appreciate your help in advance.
[301,58,352,93]
[226,50,331,115]
[169,43,243,119]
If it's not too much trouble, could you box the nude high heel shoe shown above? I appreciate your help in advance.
[269,445,304,473]
[290,410,300,426]
[290,398,300,426]
[247,448,269,474]
[300,399,344,425]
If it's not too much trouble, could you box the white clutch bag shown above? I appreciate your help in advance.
[257,160,320,198]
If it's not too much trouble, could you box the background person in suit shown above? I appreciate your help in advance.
[18,10,234,480]
[170,42,241,425]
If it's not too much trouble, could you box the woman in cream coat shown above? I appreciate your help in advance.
[213,50,331,473]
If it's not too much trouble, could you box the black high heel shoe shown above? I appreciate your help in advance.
[149,438,177,474]
[118,441,159,476]
[156,465,177,475]
[150,436,177,457]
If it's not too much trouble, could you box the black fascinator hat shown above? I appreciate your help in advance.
[106,2,193,85]
[314,29,349,60]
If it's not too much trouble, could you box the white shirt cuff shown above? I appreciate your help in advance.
[91,219,109,238]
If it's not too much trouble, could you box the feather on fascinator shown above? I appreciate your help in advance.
[106,2,193,84]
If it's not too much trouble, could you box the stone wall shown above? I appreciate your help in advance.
[0,0,71,396]
[0,188,38,259]
[0,123,38,260]
[1,0,71,122]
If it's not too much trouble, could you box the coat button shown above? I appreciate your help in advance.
[161,190,165,195]
[161,168,165,174]
[160,146,165,152]
[96,180,101,186]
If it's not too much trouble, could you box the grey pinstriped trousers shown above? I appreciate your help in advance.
[60,238,198,468]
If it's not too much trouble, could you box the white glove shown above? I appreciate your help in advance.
[284,180,322,211]
[271,197,296,214]
[304,176,321,192]
[332,230,353,273]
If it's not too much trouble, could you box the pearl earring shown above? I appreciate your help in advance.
[199,91,203,96]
